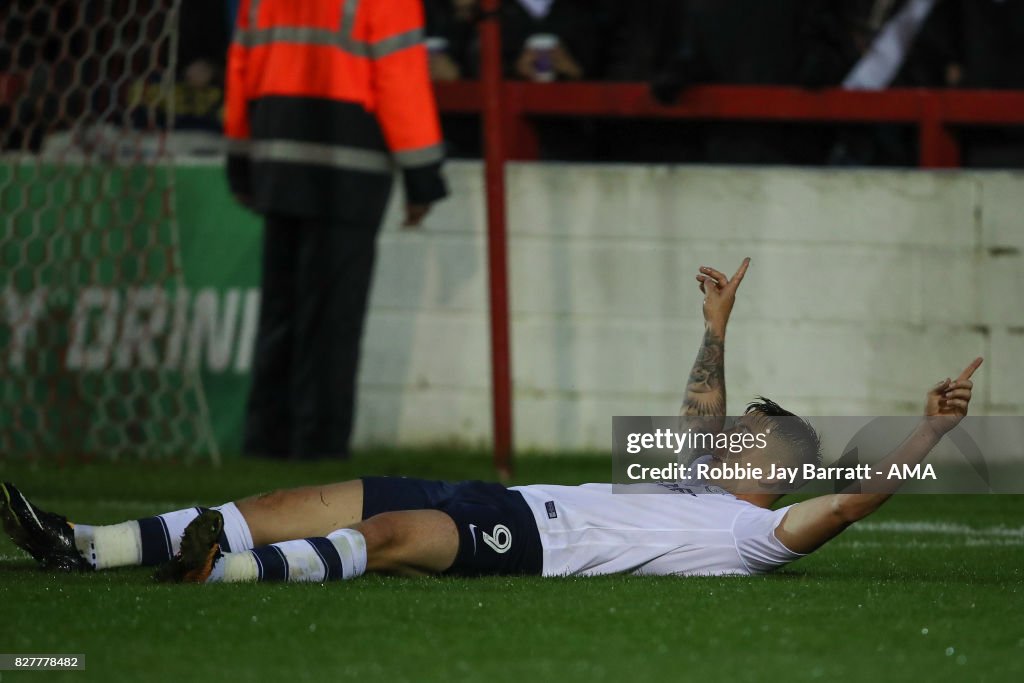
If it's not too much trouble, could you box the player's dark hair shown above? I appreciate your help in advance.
[745,396,822,468]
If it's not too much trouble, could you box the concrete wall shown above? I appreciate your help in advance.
[355,162,1024,451]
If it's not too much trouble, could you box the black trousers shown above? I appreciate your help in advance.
[243,214,379,459]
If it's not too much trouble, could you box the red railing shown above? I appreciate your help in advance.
[435,81,1024,168]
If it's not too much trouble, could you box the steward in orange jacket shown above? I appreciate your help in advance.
[226,0,447,222]
[227,0,448,459]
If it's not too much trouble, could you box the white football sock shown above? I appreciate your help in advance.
[73,521,140,570]
[208,528,367,583]
[72,502,253,570]
[216,503,254,553]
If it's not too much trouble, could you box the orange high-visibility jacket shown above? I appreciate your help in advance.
[225,0,447,224]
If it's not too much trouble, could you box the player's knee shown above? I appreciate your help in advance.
[358,512,422,573]
[358,512,401,553]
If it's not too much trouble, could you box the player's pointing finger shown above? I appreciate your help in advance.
[957,357,983,381]
[731,257,751,285]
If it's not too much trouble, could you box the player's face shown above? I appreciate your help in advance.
[712,413,790,473]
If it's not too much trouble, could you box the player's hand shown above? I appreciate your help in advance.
[695,258,750,333]
[923,357,983,436]
[403,203,431,229]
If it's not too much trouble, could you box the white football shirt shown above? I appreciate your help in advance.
[510,481,804,577]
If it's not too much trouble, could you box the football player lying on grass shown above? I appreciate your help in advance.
[1,259,982,583]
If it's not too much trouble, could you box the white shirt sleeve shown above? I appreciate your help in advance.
[732,504,806,574]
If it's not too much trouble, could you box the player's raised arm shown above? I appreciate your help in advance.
[774,357,984,554]
[680,258,751,433]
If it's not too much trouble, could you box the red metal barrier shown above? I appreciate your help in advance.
[478,1,514,480]
[435,82,1024,168]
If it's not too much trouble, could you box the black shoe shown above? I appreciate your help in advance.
[0,482,91,572]
[154,509,224,583]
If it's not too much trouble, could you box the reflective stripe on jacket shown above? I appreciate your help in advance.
[226,0,447,223]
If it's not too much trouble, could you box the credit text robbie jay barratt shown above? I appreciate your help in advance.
[625,462,937,484]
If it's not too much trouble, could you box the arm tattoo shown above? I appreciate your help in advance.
[681,328,726,422]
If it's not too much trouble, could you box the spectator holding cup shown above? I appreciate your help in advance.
[423,0,477,81]
[507,1,597,81]
[516,32,589,81]
[426,36,462,81]
[459,0,600,80]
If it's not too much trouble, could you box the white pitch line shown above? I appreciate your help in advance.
[853,520,1024,538]
[0,554,29,561]
[841,538,1024,549]
[964,538,1024,547]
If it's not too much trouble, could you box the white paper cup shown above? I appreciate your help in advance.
[525,33,559,82]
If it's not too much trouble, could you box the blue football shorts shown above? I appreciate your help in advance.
[360,477,543,577]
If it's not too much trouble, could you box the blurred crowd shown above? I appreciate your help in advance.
[420,0,1024,166]
[2,0,1023,166]
[423,0,1023,88]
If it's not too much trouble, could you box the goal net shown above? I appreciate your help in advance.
[0,0,219,462]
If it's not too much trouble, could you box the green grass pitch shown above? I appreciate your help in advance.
[1,451,1021,683]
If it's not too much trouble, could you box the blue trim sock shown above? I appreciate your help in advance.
[72,502,254,569]
[209,529,367,583]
